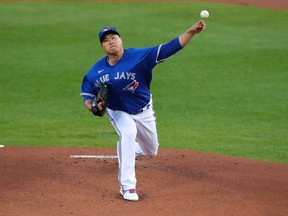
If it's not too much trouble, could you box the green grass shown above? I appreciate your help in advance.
[0,2,287,163]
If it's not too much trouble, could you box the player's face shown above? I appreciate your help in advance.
[101,34,123,55]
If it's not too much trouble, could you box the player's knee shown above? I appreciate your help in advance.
[149,146,158,157]
[121,127,137,141]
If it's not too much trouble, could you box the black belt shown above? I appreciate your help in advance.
[131,104,151,115]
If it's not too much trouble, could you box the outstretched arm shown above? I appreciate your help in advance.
[179,20,206,47]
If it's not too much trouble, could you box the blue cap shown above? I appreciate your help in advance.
[98,26,120,43]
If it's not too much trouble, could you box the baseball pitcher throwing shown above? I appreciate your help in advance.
[80,20,206,201]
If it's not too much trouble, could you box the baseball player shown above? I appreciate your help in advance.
[80,20,206,201]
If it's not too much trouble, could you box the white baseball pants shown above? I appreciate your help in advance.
[107,104,159,191]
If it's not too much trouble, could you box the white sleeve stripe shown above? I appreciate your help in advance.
[80,93,95,98]
[155,44,168,64]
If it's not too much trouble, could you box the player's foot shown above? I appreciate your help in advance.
[120,189,139,201]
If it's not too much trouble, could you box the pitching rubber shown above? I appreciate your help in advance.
[70,155,118,159]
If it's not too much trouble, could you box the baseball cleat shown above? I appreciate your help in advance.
[120,189,139,201]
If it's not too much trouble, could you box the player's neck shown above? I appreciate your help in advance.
[107,52,123,66]
[107,57,119,66]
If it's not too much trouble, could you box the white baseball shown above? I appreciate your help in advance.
[0,145,4,148]
[200,10,209,19]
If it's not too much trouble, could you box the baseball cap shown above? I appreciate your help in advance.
[98,26,120,43]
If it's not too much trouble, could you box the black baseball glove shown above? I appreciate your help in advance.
[91,83,109,117]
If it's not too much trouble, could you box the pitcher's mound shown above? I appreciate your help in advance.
[0,147,287,216]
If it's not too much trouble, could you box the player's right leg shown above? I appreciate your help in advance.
[106,108,139,201]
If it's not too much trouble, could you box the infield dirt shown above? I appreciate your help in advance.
[1,147,288,216]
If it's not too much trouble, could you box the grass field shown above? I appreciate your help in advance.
[0,2,287,163]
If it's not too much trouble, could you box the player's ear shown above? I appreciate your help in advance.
[100,43,105,49]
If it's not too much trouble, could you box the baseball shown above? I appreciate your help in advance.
[200,10,209,19]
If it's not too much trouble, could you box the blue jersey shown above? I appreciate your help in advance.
[81,37,182,114]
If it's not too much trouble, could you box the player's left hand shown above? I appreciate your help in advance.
[191,20,206,34]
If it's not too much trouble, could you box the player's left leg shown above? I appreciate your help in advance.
[133,105,159,158]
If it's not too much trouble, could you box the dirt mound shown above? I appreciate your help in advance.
[1,147,287,216]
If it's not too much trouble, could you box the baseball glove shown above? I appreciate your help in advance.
[91,83,109,117]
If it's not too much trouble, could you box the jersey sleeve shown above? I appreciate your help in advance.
[156,37,182,63]
[80,75,97,102]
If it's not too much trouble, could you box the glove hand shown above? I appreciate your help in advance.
[91,83,109,117]
[91,97,105,117]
